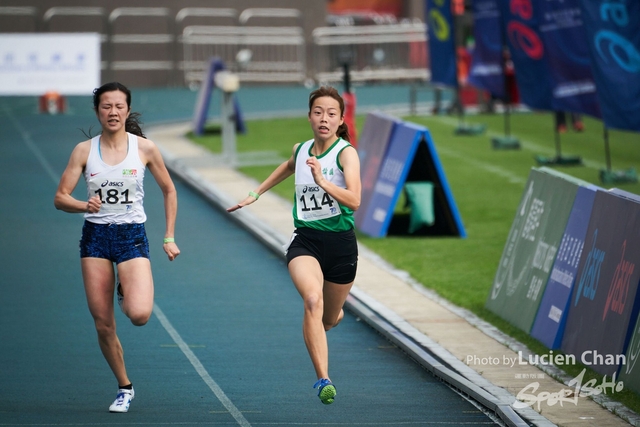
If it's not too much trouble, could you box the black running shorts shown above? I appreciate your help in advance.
[286,227,358,284]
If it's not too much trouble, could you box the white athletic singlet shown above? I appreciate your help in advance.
[292,137,354,232]
[83,133,147,224]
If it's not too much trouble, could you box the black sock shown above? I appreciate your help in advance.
[118,383,133,390]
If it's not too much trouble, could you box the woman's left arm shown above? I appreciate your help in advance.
[309,146,361,211]
[141,138,180,261]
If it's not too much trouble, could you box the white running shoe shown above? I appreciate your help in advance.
[109,388,134,413]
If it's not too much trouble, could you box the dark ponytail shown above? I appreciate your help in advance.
[336,122,351,142]
[92,82,145,138]
[308,86,350,142]
[125,112,145,138]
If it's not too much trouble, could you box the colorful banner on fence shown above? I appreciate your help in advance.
[538,0,601,118]
[530,185,599,349]
[580,0,640,131]
[468,0,505,99]
[561,190,640,377]
[618,190,640,393]
[426,0,457,87]
[486,168,585,333]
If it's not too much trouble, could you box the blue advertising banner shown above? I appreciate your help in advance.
[561,190,640,376]
[356,118,465,238]
[615,189,640,393]
[580,1,640,131]
[426,0,457,87]
[611,188,640,393]
[358,122,425,237]
[468,0,505,99]
[530,185,598,349]
[354,112,399,229]
[538,0,601,118]
[497,0,553,110]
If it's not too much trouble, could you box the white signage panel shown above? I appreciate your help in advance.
[0,33,100,95]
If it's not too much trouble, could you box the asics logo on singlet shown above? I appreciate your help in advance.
[302,185,320,193]
[101,180,124,188]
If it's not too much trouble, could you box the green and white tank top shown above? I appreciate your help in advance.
[84,133,146,224]
[292,138,355,232]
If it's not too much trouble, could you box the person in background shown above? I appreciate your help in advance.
[54,81,180,413]
[555,111,585,133]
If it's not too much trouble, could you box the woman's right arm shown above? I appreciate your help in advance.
[227,144,297,212]
[54,141,100,213]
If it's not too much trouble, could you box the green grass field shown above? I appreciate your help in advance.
[188,109,640,412]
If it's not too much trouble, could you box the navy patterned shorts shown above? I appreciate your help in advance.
[80,220,150,264]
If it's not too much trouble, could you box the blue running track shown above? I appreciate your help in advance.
[0,90,498,426]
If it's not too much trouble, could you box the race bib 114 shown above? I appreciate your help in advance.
[295,184,341,222]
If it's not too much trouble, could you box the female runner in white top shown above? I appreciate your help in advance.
[54,82,180,413]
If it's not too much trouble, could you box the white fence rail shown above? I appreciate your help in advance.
[107,7,175,79]
[312,22,429,84]
[0,6,431,87]
[183,22,428,86]
[182,25,306,86]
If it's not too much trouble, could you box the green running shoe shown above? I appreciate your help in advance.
[313,378,336,404]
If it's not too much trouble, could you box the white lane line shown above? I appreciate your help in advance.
[3,107,250,426]
[153,304,252,427]
[434,145,527,185]
[2,106,60,184]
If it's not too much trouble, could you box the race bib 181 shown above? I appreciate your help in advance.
[88,177,137,213]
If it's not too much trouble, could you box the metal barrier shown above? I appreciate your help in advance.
[312,22,429,84]
[0,7,431,88]
[175,7,237,26]
[0,6,39,32]
[181,25,306,87]
[238,8,302,26]
[175,8,238,84]
[43,7,106,32]
[43,7,108,71]
[107,7,175,84]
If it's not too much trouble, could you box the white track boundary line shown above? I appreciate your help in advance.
[5,106,251,427]
[3,106,60,184]
[153,304,252,427]
[435,145,527,185]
